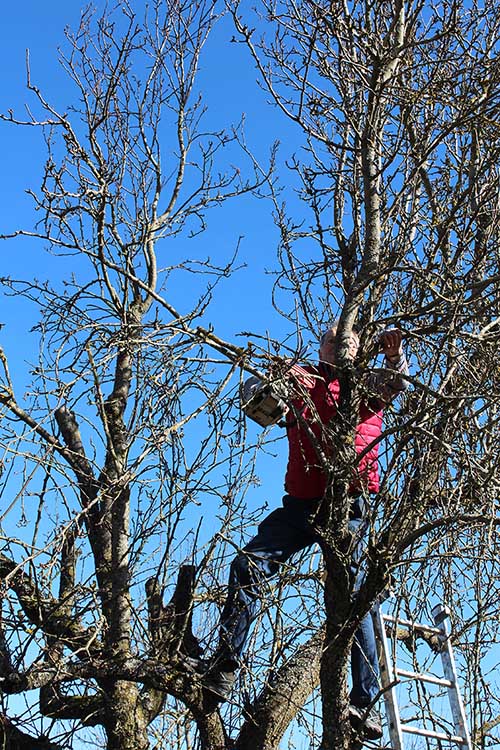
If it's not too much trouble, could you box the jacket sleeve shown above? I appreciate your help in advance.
[366,353,410,404]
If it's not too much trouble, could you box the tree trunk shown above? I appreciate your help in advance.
[103,681,149,750]
[320,548,355,750]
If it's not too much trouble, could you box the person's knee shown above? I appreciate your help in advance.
[231,550,256,586]
[231,549,269,592]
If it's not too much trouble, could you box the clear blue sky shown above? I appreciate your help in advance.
[0,0,306,502]
[0,1,306,346]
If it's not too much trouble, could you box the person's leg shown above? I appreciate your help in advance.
[203,497,318,703]
[349,614,379,707]
[348,498,380,708]
[347,497,382,739]
[216,496,318,670]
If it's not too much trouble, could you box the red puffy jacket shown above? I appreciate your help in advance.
[284,365,383,498]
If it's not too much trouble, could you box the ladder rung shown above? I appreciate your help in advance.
[395,667,453,688]
[381,613,442,636]
[402,724,466,743]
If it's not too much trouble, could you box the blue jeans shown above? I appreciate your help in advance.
[217,494,379,707]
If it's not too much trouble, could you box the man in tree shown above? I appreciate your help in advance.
[202,325,409,739]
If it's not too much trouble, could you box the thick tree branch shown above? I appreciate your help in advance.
[0,715,63,750]
[236,627,324,750]
[0,554,100,656]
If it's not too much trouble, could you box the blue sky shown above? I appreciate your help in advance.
[0,3,329,493]
[0,7,318,745]
[0,1,302,511]
[0,1,303,345]
[0,1,299,739]
[0,0,327,619]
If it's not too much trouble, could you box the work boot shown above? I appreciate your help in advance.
[182,655,210,674]
[202,668,236,704]
[184,653,237,706]
[349,704,383,740]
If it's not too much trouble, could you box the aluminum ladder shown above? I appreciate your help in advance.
[372,602,472,749]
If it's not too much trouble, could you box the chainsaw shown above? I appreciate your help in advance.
[240,364,315,427]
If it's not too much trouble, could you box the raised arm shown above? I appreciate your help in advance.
[367,328,409,404]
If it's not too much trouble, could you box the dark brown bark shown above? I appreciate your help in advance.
[146,565,202,659]
[0,715,62,750]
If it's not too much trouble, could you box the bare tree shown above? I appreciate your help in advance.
[221,1,500,749]
[2,1,500,750]
[0,2,274,748]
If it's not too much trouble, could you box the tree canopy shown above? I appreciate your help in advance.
[1,1,500,749]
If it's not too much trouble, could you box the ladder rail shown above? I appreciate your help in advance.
[432,605,473,750]
[373,605,404,750]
